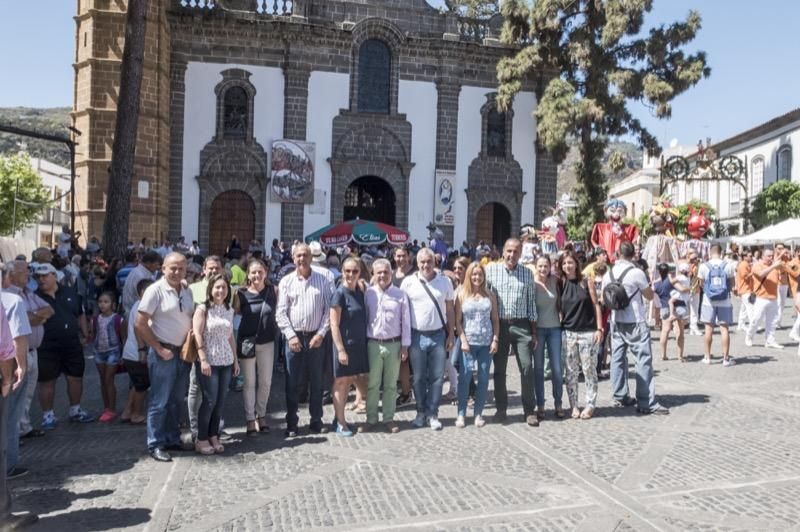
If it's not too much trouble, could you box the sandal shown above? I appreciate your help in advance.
[195,440,215,455]
[257,417,270,433]
[130,416,146,425]
[571,408,581,419]
[209,436,224,453]
[354,403,367,414]
[580,407,595,420]
[247,421,259,437]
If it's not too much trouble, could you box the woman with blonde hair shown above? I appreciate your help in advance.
[454,262,499,428]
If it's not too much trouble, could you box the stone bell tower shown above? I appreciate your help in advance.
[72,0,171,245]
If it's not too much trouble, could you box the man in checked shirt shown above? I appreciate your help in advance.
[276,243,335,437]
[485,238,539,427]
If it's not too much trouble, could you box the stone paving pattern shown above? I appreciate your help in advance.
[9,302,800,531]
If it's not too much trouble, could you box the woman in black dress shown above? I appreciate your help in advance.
[329,257,370,436]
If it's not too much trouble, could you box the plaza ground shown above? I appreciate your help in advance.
[9,304,800,531]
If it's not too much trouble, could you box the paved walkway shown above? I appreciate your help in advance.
[9,308,800,531]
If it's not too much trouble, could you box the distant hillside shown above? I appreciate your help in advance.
[556,138,643,198]
[0,107,72,167]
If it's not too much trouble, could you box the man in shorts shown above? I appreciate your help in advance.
[34,263,94,429]
[697,244,737,366]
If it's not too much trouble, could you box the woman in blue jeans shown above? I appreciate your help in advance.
[533,256,564,419]
[454,262,499,428]
[192,274,239,455]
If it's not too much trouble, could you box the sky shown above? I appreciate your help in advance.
[0,1,798,149]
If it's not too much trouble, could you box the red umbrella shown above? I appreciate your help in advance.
[305,219,410,246]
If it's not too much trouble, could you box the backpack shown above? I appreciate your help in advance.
[602,266,638,311]
[703,261,730,301]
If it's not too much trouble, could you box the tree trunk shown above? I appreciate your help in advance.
[102,0,148,261]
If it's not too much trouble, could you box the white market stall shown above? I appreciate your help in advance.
[732,219,800,246]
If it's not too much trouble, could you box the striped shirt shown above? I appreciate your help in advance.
[276,269,334,340]
[485,262,537,322]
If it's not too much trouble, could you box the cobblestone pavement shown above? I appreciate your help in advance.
[9,304,800,531]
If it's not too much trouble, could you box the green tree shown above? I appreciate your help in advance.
[0,153,50,236]
[496,0,710,238]
[675,200,715,237]
[751,180,800,229]
[444,0,499,18]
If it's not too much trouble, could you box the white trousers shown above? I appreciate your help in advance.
[689,293,701,330]
[773,284,789,329]
[18,350,38,434]
[240,341,275,421]
[748,298,778,344]
[738,294,753,329]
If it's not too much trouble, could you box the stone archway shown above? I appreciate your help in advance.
[343,176,396,225]
[209,190,255,256]
[475,202,511,247]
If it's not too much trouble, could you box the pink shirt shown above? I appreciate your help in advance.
[0,300,15,361]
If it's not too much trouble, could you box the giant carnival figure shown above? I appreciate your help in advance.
[590,198,638,263]
[539,203,567,256]
[682,206,712,260]
[642,196,681,274]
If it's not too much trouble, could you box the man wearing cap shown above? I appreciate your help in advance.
[34,263,94,429]
[135,253,194,462]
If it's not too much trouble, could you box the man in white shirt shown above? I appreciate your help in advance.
[401,248,454,431]
[602,242,668,415]
[121,251,162,316]
[697,243,737,366]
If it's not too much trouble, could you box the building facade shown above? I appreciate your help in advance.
[14,157,72,248]
[73,0,556,255]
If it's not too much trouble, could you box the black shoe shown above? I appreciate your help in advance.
[612,396,637,407]
[494,410,507,423]
[638,406,670,416]
[150,448,172,462]
[20,429,45,439]
[309,422,328,434]
[7,467,29,480]
[285,427,298,438]
[2,512,38,530]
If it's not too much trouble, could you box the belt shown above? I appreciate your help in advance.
[295,330,318,338]
[159,342,182,351]
[412,328,444,335]
[368,336,401,343]
[500,318,529,324]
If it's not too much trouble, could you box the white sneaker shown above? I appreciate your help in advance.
[411,413,426,428]
[745,335,753,347]
[474,415,486,428]
[429,417,443,431]
[455,415,465,428]
[701,357,712,364]
[722,358,736,367]
[789,332,800,342]
[765,341,785,349]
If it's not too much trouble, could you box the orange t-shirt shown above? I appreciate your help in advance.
[751,262,781,300]
[735,260,752,295]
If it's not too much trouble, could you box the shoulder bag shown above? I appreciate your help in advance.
[418,275,447,331]
[181,306,203,364]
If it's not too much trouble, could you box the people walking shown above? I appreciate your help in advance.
[697,244,737,365]
[485,238,539,426]
[735,251,754,332]
[746,248,786,349]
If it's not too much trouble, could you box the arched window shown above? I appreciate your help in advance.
[223,86,248,139]
[751,156,765,196]
[778,146,792,181]
[357,39,391,114]
[730,179,740,202]
[486,108,507,157]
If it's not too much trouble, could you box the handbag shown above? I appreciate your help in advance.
[748,277,764,305]
[238,287,271,359]
[180,327,199,364]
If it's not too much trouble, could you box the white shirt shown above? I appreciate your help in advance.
[122,264,157,315]
[138,278,194,346]
[698,258,736,307]
[123,301,142,362]
[602,260,649,324]
[400,272,454,331]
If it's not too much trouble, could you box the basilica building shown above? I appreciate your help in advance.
[73,0,556,255]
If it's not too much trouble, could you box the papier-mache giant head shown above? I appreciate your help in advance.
[687,206,711,239]
[604,198,628,222]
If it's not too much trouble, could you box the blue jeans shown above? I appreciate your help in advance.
[610,322,659,411]
[457,345,491,417]
[146,348,190,450]
[284,335,324,429]
[533,327,563,409]
[196,364,232,441]
[5,370,29,473]
[409,329,447,418]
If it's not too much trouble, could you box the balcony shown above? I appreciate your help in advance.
[176,0,293,16]
[40,208,70,227]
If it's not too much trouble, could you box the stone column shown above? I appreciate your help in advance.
[434,76,461,245]
[280,58,311,242]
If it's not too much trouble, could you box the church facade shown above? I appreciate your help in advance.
[73,0,557,255]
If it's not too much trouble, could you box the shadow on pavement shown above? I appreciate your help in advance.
[658,393,711,407]
[29,507,151,532]
[731,355,776,365]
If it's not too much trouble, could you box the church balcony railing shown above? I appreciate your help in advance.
[457,17,490,43]
[176,0,293,17]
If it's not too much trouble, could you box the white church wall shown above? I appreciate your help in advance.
[181,62,284,245]
[513,92,537,226]
[305,71,350,238]
[398,80,438,243]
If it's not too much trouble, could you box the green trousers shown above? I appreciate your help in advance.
[366,340,402,424]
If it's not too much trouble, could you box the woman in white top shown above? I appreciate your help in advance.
[193,274,239,455]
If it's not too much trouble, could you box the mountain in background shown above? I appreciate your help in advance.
[556,137,643,199]
[0,107,72,168]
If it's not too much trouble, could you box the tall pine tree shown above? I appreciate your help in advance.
[496,0,710,238]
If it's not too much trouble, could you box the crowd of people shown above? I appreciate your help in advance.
[1,227,799,525]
